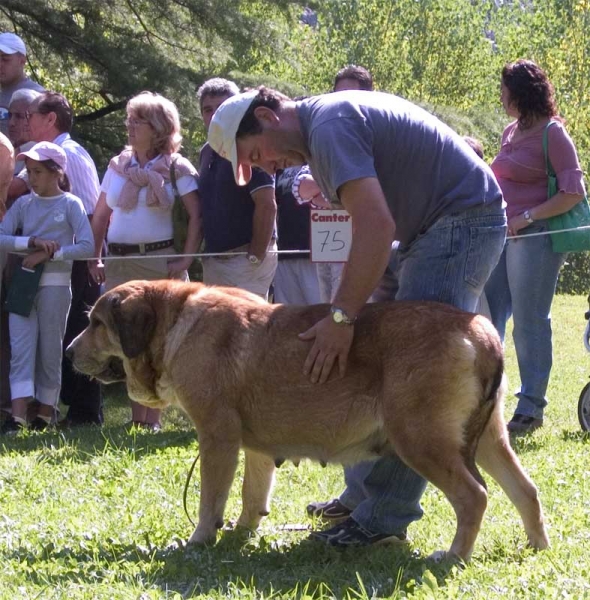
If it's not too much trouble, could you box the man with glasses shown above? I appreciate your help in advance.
[7,89,41,174]
[0,33,44,137]
[196,77,277,299]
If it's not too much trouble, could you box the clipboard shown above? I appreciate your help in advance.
[4,260,44,317]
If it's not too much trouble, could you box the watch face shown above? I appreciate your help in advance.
[332,309,344,323]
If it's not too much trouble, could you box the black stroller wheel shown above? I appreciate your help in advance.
[578,382,590,431]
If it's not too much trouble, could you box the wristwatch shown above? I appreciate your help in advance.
[247,254,261,265]
[330,306,356,325]
[523,210,534,224]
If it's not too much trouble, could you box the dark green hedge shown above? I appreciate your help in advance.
[558,253,590,296]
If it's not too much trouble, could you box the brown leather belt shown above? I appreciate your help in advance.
[107,239,174,256]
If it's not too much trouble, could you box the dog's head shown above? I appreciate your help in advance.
[66,280,157,384]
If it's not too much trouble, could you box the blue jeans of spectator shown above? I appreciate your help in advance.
[341,200,506,534]
[483,221,566,420]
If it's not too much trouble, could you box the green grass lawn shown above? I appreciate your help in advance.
[1,295,590,599]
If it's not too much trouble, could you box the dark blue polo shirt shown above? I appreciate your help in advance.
[198,143,275,253]
[275,167,311,260]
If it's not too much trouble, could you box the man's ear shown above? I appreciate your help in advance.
[253,106,280,126]
[46,111,58,129]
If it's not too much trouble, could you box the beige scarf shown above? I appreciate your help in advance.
[108,149,196,210]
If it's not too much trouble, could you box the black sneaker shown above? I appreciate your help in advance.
[507,414,543,434]
[29,417,51,431]
[309,517,408,547]
[306,498,353,521]
[1,417,26,434]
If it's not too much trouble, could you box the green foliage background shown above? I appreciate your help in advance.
[3,0,590,290]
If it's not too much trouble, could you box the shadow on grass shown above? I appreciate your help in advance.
[156,529,543,597]
[508,433,546,454]
[506,427,590,452]
[560,429,590,443]
[0,426,197,463]
[0,381,198,461]
[509,426,590,454]
[7,532,464,599]
[155,525,491,598]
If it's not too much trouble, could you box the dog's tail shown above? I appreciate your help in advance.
[483,354,505,404]
[461,349,506,488]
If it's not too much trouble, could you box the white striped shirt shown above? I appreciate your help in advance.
[53,133,100,215]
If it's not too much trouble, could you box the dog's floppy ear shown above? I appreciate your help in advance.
[109,292,156,359]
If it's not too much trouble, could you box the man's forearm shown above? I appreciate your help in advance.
[332,178,395,318]
[332,215,393,318]
[249,191,276,259]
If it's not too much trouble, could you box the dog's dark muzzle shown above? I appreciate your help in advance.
[97,357,126,383]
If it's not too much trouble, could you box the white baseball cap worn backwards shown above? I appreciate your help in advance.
[207,90,258,186]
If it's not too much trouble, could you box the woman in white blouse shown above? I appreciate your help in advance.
[89,92,201,431]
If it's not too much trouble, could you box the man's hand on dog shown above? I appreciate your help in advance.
[299,316,355,383]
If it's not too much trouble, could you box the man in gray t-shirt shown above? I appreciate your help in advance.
[0,33,44,137]
[298,91,501,245]
[207,87,507,549]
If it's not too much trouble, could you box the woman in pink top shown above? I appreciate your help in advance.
[484,59,585,434]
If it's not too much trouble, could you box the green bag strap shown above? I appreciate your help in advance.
[542,121,559,178]
[169,155,181,200]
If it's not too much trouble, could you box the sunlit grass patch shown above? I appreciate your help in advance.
[0,295,589,598]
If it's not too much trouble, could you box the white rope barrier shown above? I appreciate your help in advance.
[95,248,310,261]
[5,224,590,262]
[69,224,590,260]
[506,224,590,241]
[5,248,310,261]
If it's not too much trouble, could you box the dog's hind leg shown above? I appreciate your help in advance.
[237,449,276,531]
[387,424,488,562]
[476,406,549,550]
[188,433,241,546]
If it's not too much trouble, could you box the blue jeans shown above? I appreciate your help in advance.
[483,221,566,420]
[341,200,507,534]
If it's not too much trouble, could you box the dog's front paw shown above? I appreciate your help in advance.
[427,550,464,566]
[187,526,218,546]
[233,524,257,539]
[166,537,187,551]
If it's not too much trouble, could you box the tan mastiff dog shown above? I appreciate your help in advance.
[66,279,549,562]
